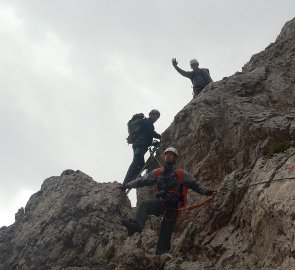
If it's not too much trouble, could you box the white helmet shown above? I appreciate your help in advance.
[164,147,179,157]
[190,58,199,65]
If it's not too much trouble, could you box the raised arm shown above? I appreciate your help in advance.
[172,58,193,79]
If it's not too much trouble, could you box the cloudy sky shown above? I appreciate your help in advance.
[0,0,294,227]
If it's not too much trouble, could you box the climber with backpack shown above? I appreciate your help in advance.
[120,147,216,255]
[172,58,213,98]
[123,109,162,186]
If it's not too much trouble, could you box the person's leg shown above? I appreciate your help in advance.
[121,216,142,236]
[123,147,147,185]
[156,210,178,255]
[193,89,201,98]
[132,147,146,178]
[122,199,163,236]
[135,199,163,228]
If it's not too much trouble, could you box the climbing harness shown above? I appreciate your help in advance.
[160,193,216,222]
[155,167,188,208]
[162,192,216,212]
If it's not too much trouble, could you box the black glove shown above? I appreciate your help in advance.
[206,190,217,196]
[172,58,178,67]
[152,140,160,147]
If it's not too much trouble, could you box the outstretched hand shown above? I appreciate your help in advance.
[172,58,178,67]
[211,191,217,197]
[152,140,160,147]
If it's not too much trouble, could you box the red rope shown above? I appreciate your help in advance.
[179,194,216,211]
[163,193,216,212]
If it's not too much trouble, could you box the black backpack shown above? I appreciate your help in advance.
[126,113,145,144]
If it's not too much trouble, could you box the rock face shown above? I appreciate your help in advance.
[1,17,295,270]
[0,170,131,270]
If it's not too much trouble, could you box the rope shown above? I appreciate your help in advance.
[179,194,216,211]
[161,176,295,213]
[218,176,295,194]
[161,193,216,213]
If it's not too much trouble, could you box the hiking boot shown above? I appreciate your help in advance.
[121,217,142,236]
[155,248,170,256]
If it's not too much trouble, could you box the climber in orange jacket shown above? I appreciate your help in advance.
[120,147,216,255]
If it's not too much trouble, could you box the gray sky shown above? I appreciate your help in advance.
[0,0,294,227]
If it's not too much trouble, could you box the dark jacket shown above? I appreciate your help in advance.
[134,118,161,148]
[174,66,213,92]
[128,165,213,196]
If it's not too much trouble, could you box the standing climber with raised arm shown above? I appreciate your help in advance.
[172,58,213,98]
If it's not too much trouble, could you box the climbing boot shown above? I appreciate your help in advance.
[121,217,142,236]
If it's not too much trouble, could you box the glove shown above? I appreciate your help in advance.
[172,58,178,67]
[207,190,217,197]
[152,140,160,147]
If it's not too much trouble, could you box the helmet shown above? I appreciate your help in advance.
[149,109,160,117]
[164,147,178,157]
[190,58,199,65]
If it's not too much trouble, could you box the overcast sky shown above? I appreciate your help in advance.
[0,0,294,227]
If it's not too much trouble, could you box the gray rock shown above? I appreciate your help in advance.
[0,171,130,270]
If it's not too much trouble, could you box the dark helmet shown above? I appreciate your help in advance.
[149,109,160,117]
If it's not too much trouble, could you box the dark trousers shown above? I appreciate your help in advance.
[123,146,148,185]
[135,199,178,255]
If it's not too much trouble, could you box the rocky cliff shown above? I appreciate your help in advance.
[1,18,295,270]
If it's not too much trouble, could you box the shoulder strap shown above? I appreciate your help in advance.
[155,167,164,177]
[177,168,184,183]
[177,168,187,207]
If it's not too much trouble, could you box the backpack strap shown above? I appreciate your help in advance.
[154,167,163,196]
[177,168,188,207]
[177,168,184,183]
[155,167,164,177]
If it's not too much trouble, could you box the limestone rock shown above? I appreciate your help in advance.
[0,170,130,270]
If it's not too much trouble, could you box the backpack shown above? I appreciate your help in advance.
[192,68,211,86]
[203,68,210,80]
[126,113,145,144]
[155,167,188,208]
[202,68,212,85]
